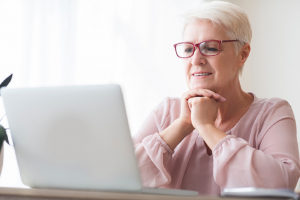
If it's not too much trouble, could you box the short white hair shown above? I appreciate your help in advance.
[182,1,252,75]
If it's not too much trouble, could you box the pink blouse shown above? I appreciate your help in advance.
[132,93,300,195]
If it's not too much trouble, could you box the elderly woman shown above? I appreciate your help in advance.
[133,1,300,195]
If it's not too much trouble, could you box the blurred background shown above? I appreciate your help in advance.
[0,0,300,189]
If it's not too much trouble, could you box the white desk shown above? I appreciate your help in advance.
[0,187,293,200]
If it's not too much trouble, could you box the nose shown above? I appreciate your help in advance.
[191,46,207,66]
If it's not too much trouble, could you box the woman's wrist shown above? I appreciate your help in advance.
[195,123,227,149]
[176,118,195,136]
[194,123,215,133]
[159,118,195,151]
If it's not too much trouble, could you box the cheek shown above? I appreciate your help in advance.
[182,59,191,76]
[214,56,238,80]
[182,59,193,89]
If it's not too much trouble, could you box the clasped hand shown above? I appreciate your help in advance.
[180,89,226,131]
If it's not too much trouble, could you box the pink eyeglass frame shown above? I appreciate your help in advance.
[173,40,240,58]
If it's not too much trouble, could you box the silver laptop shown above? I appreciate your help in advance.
[1,85,198,196]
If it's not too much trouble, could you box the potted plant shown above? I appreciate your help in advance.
[0,74,12,176]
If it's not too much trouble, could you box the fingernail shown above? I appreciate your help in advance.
[214,94,220,98]
[220,97,226,101]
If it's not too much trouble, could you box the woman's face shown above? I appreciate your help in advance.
[183,20,241,93]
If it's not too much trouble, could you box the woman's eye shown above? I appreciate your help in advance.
[207,48,218,52]
[203,46,218,52]
[184,48,193,53]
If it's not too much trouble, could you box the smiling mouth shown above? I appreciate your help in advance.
[193,73,212,76]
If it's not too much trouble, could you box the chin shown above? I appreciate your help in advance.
[189,84,211,90]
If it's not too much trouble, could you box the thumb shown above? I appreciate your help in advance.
[187,98,193,110]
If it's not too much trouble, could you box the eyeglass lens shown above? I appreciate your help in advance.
[175,41,220,57]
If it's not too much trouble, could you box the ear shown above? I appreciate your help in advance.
[238,43,251,67]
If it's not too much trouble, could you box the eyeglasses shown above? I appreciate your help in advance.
[173,40,239,58]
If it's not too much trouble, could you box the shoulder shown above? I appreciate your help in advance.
[153,97,181,131]
[133,97,181,142]
[249,93,295,131]
[232,94,296,147]
[252,94,294,119]
[153,97,181,114]
[254,94,290,107]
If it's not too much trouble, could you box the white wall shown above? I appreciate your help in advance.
[227,0,300,139]
[225,0,300,190]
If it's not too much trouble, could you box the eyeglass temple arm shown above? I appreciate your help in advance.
[221,40,240,43]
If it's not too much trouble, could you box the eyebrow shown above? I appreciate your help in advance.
[182,39,217,43]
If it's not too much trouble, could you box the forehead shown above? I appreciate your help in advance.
[183,20,228,42]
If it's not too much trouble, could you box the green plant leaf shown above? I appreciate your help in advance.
[0,74,13,97]
[0,124,9,150]
[0,74,13,89]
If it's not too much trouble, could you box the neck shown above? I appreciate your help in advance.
[214,77,253,125]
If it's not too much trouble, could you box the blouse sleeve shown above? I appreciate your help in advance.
[213,99,300,189]
[132,98,174,188]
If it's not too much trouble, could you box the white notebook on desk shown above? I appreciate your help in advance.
[1,85,198,196]
[222,187,299,200]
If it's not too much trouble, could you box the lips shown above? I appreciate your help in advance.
[192,72,212,77]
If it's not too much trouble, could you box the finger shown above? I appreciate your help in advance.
[210,93,226,102]
[183,89,212,101]
[201,89,220,99]
[199,89,226,102]
[184,88,226,102]
[187,98,193,109]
